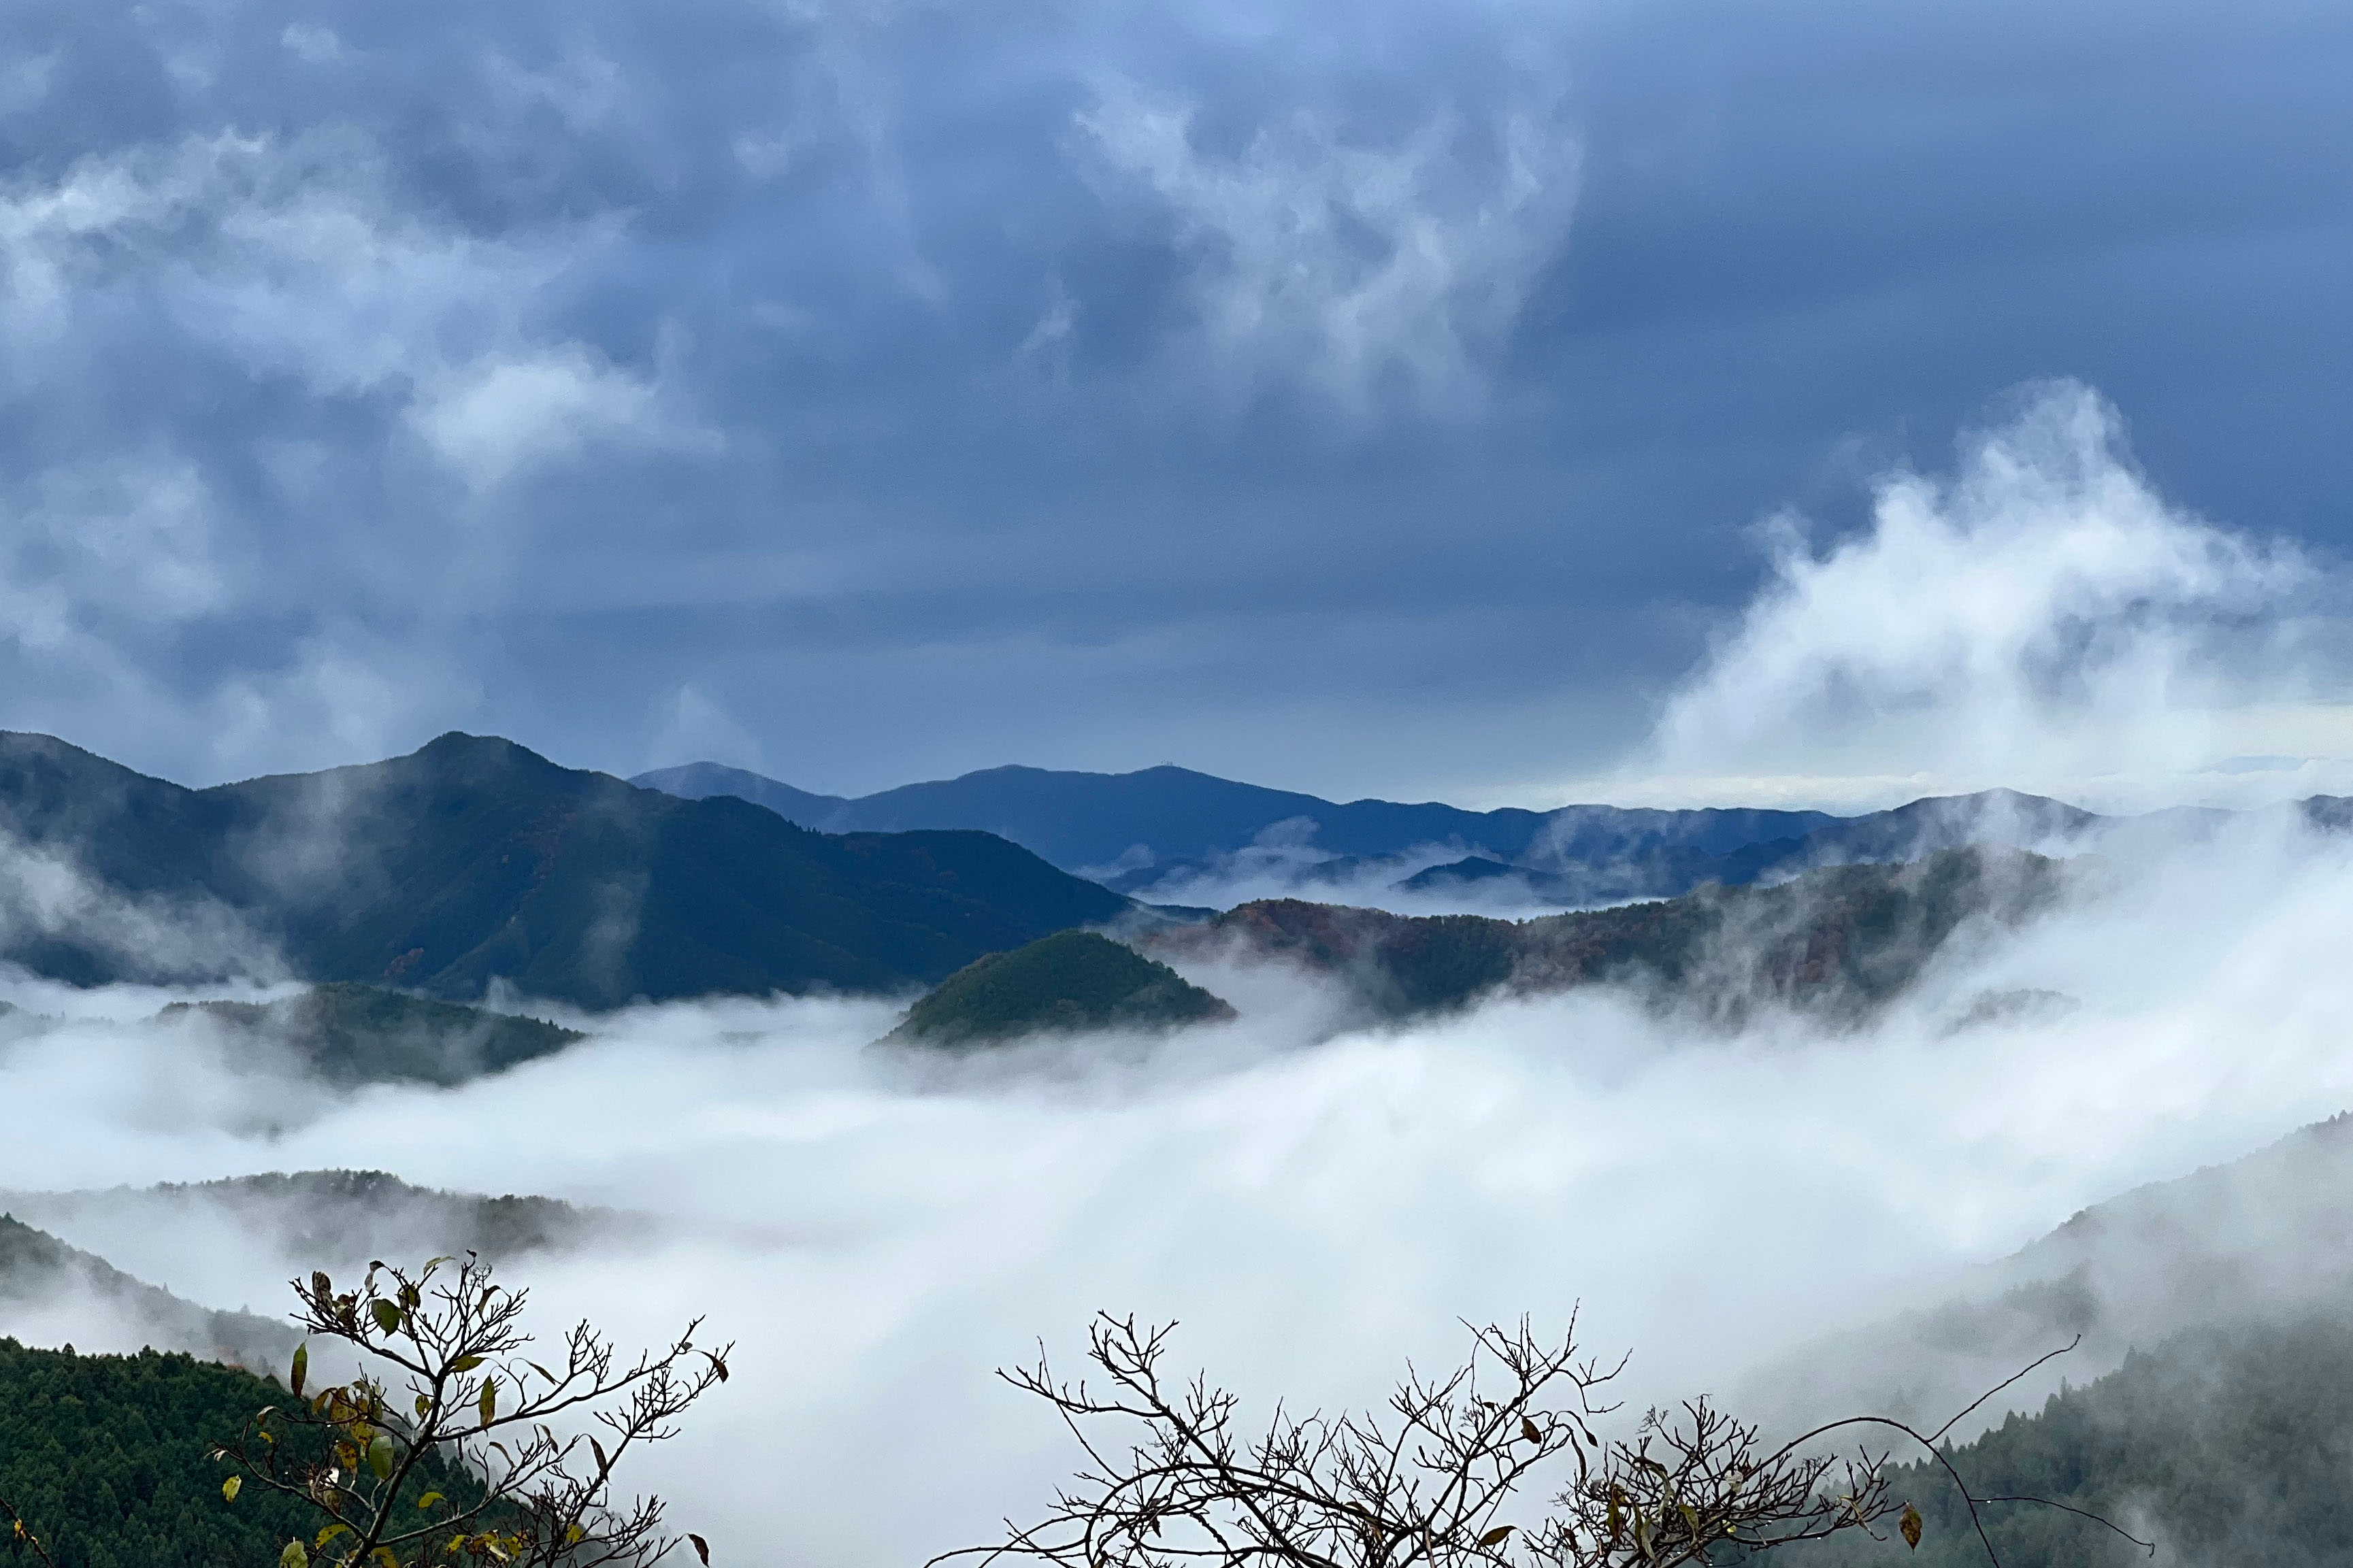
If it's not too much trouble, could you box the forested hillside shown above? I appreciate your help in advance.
[0,1339,480,1568]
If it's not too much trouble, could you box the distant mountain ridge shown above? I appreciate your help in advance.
[631,761,1845,884]
[633,761,2141,906]
[0,731,1130,1007]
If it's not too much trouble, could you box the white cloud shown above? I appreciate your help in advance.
[1076,73,1578,414]
[410,345,668,489]
[0,131,695,487]
[1621,382,2338,811]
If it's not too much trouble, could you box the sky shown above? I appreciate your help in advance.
[1,0,2350,807]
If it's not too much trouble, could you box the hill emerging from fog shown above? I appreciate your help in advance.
[0,1170,644,1287]
[1140,848,2072,1026]
[159,983,583,1086]
[885,930,1236,1048]
[635,761,2143,906]
[0,730,1130,1007]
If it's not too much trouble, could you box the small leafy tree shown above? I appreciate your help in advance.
[935,1314,2150,1568]
[217,1253,730,1568]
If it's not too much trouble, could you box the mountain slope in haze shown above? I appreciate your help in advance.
[0,1216,293,1369]
[1747,1110,2353,1440]
[0,731,1130,1007]
[0,1171,641,1288]
[159,983,584,1086]
[884,930,1236,1048]
[1140,848,2071,1025]
[1787,1318,2353,1568]
[633,760,1845,887]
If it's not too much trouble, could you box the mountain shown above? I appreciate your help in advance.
[0,1171,640,1288]
[1138,848,2071,1025]
[0,731,1130,1007]
[0,1216,293,1370]
[158,984,583,1086]
[883,930,1236,1048]
[632,760,1846,886]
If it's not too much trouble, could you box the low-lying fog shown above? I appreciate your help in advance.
[5,811,2353,1565]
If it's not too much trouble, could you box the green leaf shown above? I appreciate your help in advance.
[416,1492,445,1512]
[222,1476,242,1503]
[450,1355,484,1374]
[367,1433,396,1480]
[280,1541,309,1568]
[291,1344,308,1399]
[371,1299,403,1335]
[316,1523,350,1548]
[478,1377,497,1427]
[1900,1504,1924,1550]
[590,1437,611,1476]
[1479,1525,1514,1548]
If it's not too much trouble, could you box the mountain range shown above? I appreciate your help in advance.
[0,731,1128,1008]
[636,759,2284,907]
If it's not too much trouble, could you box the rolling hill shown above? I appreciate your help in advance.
[0,731,1131,1007]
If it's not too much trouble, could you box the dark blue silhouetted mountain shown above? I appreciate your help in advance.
[0,732,1129,1007]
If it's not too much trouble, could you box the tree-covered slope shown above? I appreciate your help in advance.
[885,930,1235,1048]
[0,1337,484,1568]
[0,731,1130,1007]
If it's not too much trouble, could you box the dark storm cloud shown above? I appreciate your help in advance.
[0,0,2345,799]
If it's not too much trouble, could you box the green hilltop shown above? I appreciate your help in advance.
[885,929,1235,1048]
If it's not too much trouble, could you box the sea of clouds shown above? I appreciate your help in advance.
[4,384,2353,1563]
